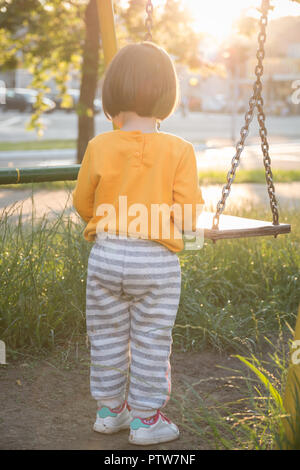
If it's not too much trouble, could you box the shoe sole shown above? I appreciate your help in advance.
[129,432,180,446]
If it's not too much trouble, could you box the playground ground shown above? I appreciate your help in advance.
[0,345,253,450]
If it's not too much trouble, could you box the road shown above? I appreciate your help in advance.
[1,112,299,221]
[0,108,300,143]
[1,142,300,171]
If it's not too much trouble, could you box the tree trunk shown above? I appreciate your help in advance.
[77,0,100,163]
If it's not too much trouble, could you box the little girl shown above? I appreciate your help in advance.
[73,42,204,446]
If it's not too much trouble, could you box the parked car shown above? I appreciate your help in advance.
[2,88,56,113]
[48,88,102,114]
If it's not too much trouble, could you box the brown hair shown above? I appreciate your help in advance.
[102,42,179,121]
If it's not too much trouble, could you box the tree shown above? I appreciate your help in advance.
[77,0,100,163]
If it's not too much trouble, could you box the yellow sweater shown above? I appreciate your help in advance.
[72,129,204,253]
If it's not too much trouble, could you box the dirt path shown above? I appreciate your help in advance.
[0,348,244,450]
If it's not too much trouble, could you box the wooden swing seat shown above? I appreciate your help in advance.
[196,211,291,241]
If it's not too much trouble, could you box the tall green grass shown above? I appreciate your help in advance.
[0,202,89,353]
[175,207,299,353]
[173,338,300,449]
[0,197,299,356]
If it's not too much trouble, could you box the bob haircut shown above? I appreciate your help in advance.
[102,42,179,121]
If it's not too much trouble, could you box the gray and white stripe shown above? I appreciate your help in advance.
[86,235,181,411]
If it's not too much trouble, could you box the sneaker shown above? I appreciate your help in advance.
[129,410,179,445]
[93,402,131,434]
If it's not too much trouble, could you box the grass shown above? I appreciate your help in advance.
[0,139,76,151]
[198,169,300,184]
[0,205,88,353]
[2,181,77,191]
[1,169,300,191]
[173,339,300,449]
[175,205,299,354]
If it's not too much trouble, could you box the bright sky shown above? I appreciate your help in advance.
[183,0,300,40]
[138,0,300,41]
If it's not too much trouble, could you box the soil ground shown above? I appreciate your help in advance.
[0,347,246,450]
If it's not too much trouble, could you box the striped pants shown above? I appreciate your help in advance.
[86,235,181,412]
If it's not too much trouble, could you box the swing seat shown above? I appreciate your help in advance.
[196,211,291,241]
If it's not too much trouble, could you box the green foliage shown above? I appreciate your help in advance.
[0,0,85,135]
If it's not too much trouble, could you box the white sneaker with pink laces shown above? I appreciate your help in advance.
[93,402,131,434]
[129,410,179,445]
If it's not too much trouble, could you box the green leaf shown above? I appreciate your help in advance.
[235,355,284,410]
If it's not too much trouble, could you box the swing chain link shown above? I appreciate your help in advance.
[145,0,154,41]
[212,0,279,230]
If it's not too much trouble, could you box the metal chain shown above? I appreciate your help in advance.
[145,0,154,41]
[255,17,279,226]
[212,0,279,230]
